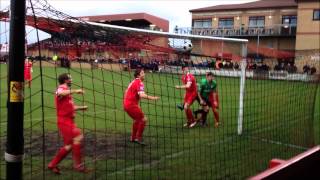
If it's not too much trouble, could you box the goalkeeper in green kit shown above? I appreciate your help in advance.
[194,72,220,127]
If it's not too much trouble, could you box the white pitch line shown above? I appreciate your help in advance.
[246,135,308,151]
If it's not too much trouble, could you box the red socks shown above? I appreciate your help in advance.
[72,143,82,167]
[131,120,146,141]
[131,121,140,141]
[185,108,195,123]
[136,121,146,141]
[49,144,83,169]
[48,147,69,168]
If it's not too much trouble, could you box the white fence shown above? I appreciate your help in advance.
[159,66,319,82]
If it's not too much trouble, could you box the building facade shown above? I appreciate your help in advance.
[295,0,320,70]
[185,0,319,72]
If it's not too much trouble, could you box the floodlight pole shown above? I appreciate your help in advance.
[237,42,247,135]
[5,0,26,179]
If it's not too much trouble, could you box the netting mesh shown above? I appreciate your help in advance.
[0,0,319,179]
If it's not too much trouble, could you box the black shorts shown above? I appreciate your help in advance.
[196,96,212,107]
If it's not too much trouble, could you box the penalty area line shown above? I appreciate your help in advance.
[246,135,308,151]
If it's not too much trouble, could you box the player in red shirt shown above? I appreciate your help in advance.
[123,69,159,145]
[175,64,198,128]
[24,58,33,88]
[48,73,89,174]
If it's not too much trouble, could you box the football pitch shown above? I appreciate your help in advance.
[0,63,319,179]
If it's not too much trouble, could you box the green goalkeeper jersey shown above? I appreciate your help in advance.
[198,78,217,100]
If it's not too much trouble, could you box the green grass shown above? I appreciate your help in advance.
[0,63,319,179]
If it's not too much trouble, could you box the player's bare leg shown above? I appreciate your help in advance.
[24,80,31,88]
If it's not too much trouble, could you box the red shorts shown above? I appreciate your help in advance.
[24,73,31,81]
[184,93,197,105]
[124,104,144,121]
[57,117,81,145]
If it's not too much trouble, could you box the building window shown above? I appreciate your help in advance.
[313,9,320,20]
[249,16,265,28]
[218,18,234,29]
[193,19,212,28]
[282,15,297,26]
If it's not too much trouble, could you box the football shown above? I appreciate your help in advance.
[183,41,193,51]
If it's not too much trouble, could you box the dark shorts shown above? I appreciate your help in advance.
[196,96,212,107]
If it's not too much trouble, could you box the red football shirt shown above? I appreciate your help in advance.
[24,61,32,79]
[55,84,75,118]
[123,78,145,106]
[182,73,197,94]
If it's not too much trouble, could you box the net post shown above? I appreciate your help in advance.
[237,42,247,135]
[5,0,26,179]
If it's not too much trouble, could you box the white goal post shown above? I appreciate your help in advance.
[238,43,247,135]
